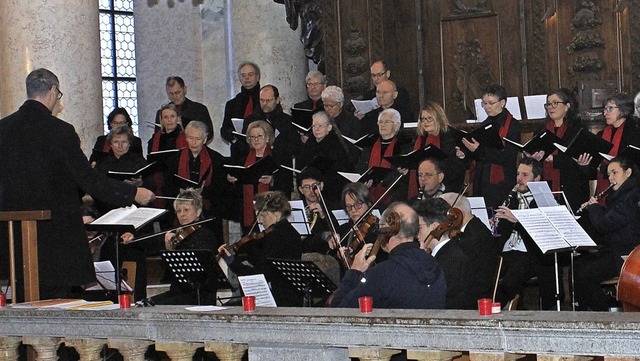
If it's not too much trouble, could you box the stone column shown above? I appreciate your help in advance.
[155,341,201,361]
[0,0,103,155]
[22,337,61,361]
[205,342,247,361]
[202,0,308,156]
[0,337,21,361]
[64,339,105,361]
[108,339,153,361]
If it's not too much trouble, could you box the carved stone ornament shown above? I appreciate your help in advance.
[451,0,489,15]
[452,39,495,114]
[567,0,604,78]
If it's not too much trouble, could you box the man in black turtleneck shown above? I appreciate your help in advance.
[240,85,302,197]
[220,62,262,158]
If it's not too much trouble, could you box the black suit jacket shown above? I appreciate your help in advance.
[434,240,475,309]
[155,98,214,142]
[0,100,137,292]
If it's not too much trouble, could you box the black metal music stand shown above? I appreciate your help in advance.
[161,249,231,305]
[267,258,337,307]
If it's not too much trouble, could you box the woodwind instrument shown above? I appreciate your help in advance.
[576,182,615,214]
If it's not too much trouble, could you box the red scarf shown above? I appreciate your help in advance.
[368,137,397,206]
[408,134,441,198]
[244,97,254,117]
[150,131,187,152]
[597,121,627,194]
[543,121,567,192]
[489,113,513,184]
[177,148,213,187]
[101,139,111,153]
[242,146,272,227]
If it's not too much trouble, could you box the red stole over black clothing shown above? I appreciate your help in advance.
[597,121,627,194]
[543,120,567,192]
[368,137,397,205]
[489,113,513,184]
[242,147,272,227]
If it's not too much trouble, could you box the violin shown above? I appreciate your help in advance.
[169,224,201,247]
[368,211,401,260]
[220,226,274,258]
[423,207,464,253]
[344,214,379,267]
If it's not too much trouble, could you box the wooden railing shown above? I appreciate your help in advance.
[1,306,640,361]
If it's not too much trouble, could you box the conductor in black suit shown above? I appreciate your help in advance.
[0,68,155,301]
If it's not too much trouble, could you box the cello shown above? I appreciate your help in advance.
[616,245,640,311]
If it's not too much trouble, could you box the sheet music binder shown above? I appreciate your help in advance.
[268,258,337,304]
[161,249,231,304]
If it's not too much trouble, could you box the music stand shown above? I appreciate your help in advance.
[161,249,231,305]
[267,258,337,307]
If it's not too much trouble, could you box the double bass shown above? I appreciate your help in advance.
[617,245,640,311]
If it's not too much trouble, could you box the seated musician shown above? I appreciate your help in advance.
[574,156,640,311]
[140,188,222,305]
[297,167,337,254]
[329,201,447,309]
[439,193,498,300]
[493,158,560,310]
[218,191,303,306]
[408,157,446,203]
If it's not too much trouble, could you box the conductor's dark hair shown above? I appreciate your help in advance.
[483,84,508,101]
[26,68,59,99]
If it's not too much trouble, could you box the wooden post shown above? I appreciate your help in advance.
[0,210,51,303]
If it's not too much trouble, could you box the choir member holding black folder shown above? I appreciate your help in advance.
[456,85,520,208]
[526,88,590,212]
[408,102,466,199]
[89,107,143,167]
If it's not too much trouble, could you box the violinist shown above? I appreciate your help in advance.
[414,197,474,309]
[297,167,338,254]
[218,191,303,306]
[439,193,498,301]
[330,202,446,309]
[493,158,559,310]
[144,188,222,305]
[574,156,640,311]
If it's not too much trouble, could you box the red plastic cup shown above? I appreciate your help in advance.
[477,298,492,316]
[242,295,256,311]
[492,302,501,314]
[119,293,131,309]
[0,292,5,307]
[359,296,373,313]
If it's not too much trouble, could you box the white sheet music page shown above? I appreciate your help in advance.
[238,274,277,307]
[527,181,558,208]
[468,197,491,230]
[539,206,596,249]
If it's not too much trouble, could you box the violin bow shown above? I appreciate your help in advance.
[124,217,214,244]
[312,184,350,269]
[248,193,273,234]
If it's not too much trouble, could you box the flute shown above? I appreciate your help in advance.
[576,183,615,214]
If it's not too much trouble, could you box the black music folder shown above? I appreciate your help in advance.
[554,128,613,161]
[291,107,314,132]
[503,129,560,159]
[147,148,182,163]
[601,144,640,166]
[343,133,378,149]
[107,162,158,181]
[450,124,504,150]
[384,145,447,169]
[338,166,392,185]
[223,155,279,184]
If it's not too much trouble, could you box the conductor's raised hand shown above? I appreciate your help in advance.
[134,187,155,205]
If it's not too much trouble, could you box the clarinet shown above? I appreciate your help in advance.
[576,183,615,214]
[491,185,518,236]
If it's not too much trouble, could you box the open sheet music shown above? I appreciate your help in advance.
[85,261,133,292]
[238,274,277,307]
[511,205,597,253]
[90,205,167,230]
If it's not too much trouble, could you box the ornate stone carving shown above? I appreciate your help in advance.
[274,0,324,68]
[528,2,548,94]
[450,0,491,16]
[342,28,370,97]
[567,1,604,79]
[452,39,495,115]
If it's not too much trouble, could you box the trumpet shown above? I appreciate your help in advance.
[576,183,615,214]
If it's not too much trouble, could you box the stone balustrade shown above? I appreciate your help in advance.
[1,306,640,361]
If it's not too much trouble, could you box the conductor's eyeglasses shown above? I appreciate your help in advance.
[55,86,63,100]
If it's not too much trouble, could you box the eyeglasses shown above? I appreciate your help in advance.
[345,202,364,212]
[306,82,323,88]
[240,72,255,78]
[111,141,130,146]
[300,183,320,191]
[324,103,340,109]
[311,124,328,130]
[419,116,435,123]
[247,134,265,141]
[377,120,394,125]
[544,101,567,109]
[603,106,619,113]
[480,99,501,107]
[371,70,388,79]
[55,87,63,100]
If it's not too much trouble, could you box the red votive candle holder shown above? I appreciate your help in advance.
[359,296,373,313]
[477,298,492,316]
[119,293,131,309]
[242,295,256,311]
